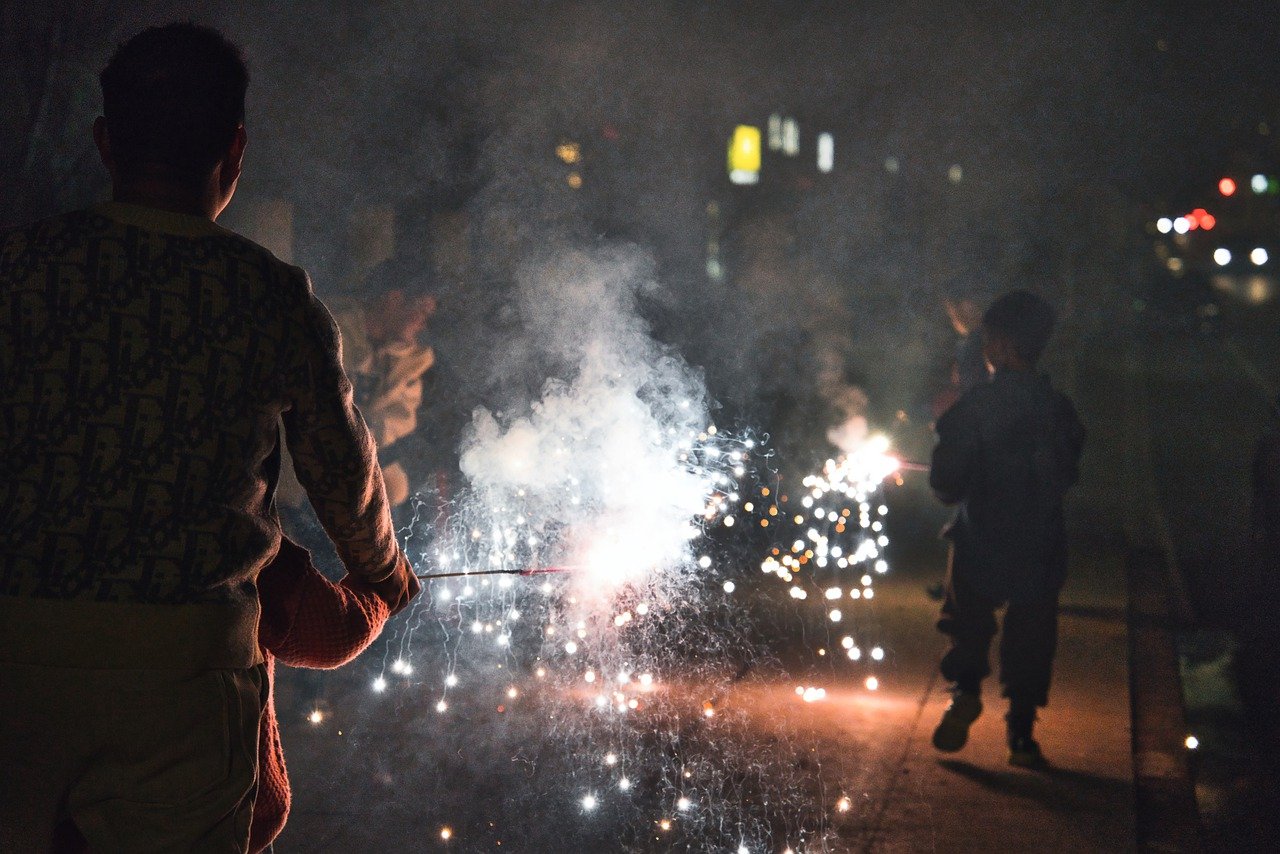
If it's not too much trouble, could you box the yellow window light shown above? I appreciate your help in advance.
[728,125,761,184]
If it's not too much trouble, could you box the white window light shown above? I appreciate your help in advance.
[767,114,783,151]
[782,117,800,157]
[817,132,834,173]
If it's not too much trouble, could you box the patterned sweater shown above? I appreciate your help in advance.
[0,202,404,668]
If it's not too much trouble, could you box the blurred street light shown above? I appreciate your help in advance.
[1214,247,1231,266]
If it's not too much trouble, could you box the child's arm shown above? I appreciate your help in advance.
[258,536,396,669]
[930,401,978,505]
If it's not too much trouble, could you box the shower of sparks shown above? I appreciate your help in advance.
[755,434,900,690]
[294,426,904,851]
[371,424,827,850]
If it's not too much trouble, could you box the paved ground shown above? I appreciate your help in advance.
[733,559,1135,854]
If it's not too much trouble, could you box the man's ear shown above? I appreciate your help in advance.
[220,125,247,193]
[92,117,114,172]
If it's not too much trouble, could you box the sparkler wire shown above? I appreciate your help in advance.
[415,566,570,580]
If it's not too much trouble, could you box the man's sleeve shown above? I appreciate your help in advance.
[930,400,979,505]
[275,569,391,670]
[281,275,402,585]
[258,536,390,668]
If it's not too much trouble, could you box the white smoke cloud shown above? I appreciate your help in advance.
[458,246,712,591]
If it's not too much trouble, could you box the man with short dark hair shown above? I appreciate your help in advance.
[0,23,418,851]
[927,290,1085,768]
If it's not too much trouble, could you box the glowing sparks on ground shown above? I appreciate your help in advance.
[327,418,903,849]
[754,434,899,704]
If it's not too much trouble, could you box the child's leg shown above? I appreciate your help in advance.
[932,552,999,752]
[936,554,1000,694]
[998,593,1059,730]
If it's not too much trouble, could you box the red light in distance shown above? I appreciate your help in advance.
[1219,177,1237,196]
[1187,208,1214,231]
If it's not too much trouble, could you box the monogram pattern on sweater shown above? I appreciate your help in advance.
[1,209,398,604]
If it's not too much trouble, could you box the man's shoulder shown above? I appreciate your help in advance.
[205,225,309,289]
[195,227,321,309]
[1,208,92,249]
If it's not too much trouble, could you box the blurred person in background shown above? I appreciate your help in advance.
[932,289,989,420]
[0,23,417,852]
[337,257,439,509]
[926,287,990,600]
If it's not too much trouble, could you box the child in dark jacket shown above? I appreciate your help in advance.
[250,537,417,853]
[928,291,1085,768]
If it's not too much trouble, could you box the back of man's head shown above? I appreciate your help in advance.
[100,23,248,180]
[983,290,1056,365]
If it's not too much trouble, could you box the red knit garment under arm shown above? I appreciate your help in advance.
[250,538,391,854]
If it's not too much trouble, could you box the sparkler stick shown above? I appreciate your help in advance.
[415,566,571,580]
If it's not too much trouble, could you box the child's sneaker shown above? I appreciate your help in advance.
[1007,735,1048,768]
[932,691,982,752]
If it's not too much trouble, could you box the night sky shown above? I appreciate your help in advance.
[4,0,1280,416]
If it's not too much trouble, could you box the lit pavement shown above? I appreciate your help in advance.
[274,532,1138,853]
[715,553,1135,854]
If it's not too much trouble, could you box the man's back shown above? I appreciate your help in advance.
[0,25,420,853]
[0,202,400,669]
